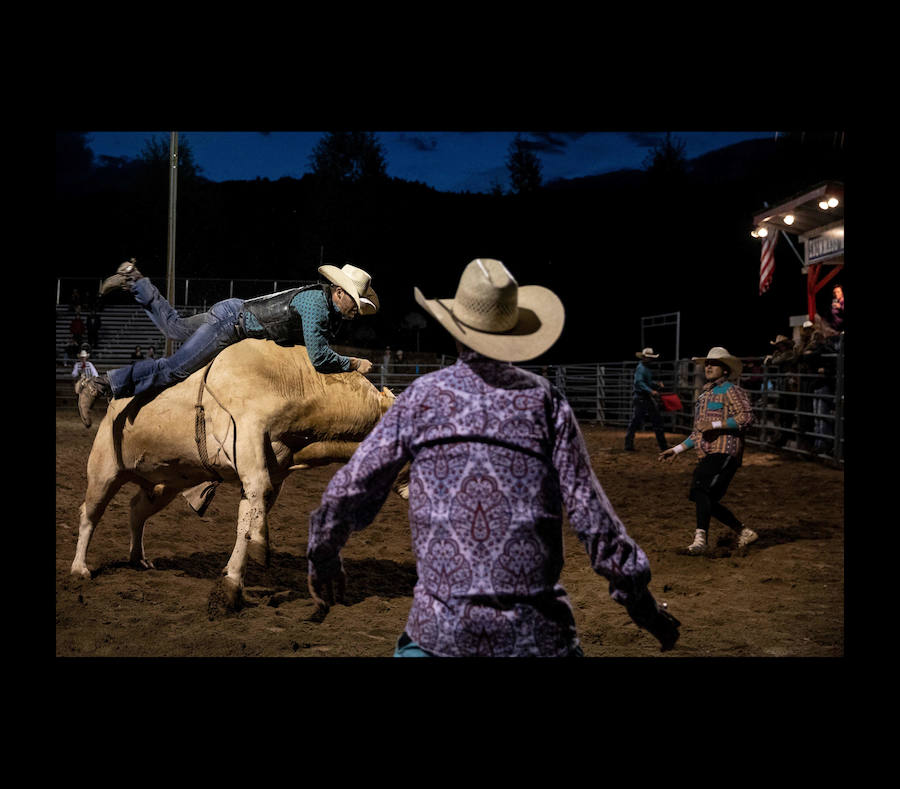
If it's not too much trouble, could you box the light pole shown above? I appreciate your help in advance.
[165,131,178,356]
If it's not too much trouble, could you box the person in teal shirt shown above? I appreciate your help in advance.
[624,347,668,452]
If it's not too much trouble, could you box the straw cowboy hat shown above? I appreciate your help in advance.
[318,263,380,315]
[78,349,90,358]
[769,334,792,346]
[691,346,743,381]
[635,347,660,360]
[413,258,565,362]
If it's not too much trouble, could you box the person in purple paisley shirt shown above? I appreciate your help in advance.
[307,258,680,657]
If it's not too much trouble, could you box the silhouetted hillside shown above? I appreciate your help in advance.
[56,133,845,364]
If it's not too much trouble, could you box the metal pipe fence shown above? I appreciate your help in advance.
[368,344,845,466]
[58,278,844,465]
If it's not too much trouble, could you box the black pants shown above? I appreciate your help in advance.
[625,395,668,450]
[688,453,742,533]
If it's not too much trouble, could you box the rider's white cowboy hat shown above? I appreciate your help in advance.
[318,263,380,315]
[691,346,743,381]
[413,258,565,362]
[635,347,659,360]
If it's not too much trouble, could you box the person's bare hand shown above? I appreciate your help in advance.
[354,358,373,375]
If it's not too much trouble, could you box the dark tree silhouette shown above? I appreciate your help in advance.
[642,132,688,178]
[309,131,387,183]
[506,135,543,194]
[138,134,203,180]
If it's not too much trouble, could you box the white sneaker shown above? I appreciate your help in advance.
[687,529,707,555]
[738,528,758,548]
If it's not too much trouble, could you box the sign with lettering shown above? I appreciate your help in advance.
[806,224,844,264]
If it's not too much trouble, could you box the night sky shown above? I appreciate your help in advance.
[85,130,775,194]
[64,129,845,363]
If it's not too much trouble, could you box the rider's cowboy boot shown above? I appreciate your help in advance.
[99,258,143,297]
[77,373,113,428]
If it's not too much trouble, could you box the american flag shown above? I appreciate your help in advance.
[759,230,778,294]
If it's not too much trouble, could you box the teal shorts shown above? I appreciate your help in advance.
[394,632,436,657]
[393,632,585,657]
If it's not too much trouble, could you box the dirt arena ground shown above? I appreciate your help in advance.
[55,410,844,659]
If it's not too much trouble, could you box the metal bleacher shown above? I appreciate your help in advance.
[55,303,198,407]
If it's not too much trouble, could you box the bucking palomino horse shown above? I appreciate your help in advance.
[70,339,406,613]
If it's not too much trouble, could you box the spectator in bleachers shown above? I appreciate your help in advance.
[69,307,86,347]
[382,346,393,373]
[131,345,145,361]
[87,310,102,348]
[146,346,156,359]
[65,339,80,364]
[69,288,82,312]
[763,333,798,448]
[624,347,668,453]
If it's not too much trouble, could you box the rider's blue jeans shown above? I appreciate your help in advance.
[107,277,245,399]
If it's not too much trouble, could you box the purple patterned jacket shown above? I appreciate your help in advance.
[307,350,652,656]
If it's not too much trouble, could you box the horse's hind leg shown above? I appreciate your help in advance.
[128,483,181,569]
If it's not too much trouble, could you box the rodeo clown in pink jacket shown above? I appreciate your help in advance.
[659,346,758,555]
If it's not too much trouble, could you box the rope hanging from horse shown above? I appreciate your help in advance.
[194,361,238,480]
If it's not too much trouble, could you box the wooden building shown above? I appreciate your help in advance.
[752,180,844,337]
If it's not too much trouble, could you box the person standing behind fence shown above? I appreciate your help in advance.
[800,329,832,453]
[763,334,798,448]
[624,347,668,452]
[795,322,823,452]
[393,349,405,385]
[659,346,757,555]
